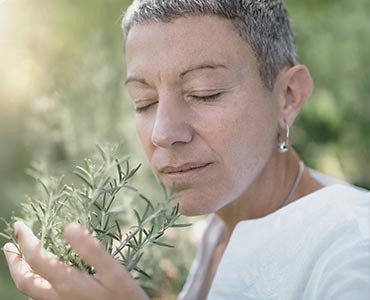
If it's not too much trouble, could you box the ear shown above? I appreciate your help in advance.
[277,65,313,128]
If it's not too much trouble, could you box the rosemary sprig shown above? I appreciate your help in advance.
[1,145,191,281]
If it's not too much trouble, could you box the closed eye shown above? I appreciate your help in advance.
[135,101,158,113]
[190,92,222,102]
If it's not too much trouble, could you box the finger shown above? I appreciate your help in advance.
[14,221,70,284]
[13,222,110,299]
[3,242,58,300]
[64,223,137,286]
[64,224,149,299]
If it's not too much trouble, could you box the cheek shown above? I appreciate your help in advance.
[136,118,154,159]
[212,106,278,193]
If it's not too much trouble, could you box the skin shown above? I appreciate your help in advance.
[125,16,321,232]
[3,15,321,299]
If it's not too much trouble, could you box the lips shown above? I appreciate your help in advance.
[158,162,212,185]
[160,162,211,174]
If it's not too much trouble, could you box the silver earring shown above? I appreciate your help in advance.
[278,120,289,153]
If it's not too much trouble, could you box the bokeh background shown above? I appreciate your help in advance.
[0,0,369,299]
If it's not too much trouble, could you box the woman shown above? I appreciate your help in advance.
[4,1,369,299]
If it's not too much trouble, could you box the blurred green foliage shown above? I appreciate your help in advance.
[0,0,369,299]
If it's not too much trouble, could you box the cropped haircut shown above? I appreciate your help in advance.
[122,0,298,90]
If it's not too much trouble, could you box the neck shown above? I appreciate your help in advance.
[215,148,322,237]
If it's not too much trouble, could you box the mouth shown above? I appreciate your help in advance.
[161,162,211,174]
[159,162,212,184]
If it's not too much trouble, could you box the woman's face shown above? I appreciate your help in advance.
[125,15,282,216]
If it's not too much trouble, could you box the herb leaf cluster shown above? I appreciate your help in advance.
[1,145,190,280]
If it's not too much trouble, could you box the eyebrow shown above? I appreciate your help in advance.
[124,61,228,86]
[180,62,228,79]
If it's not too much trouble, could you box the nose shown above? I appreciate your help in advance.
[151,94,193,148]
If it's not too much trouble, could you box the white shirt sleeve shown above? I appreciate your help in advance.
[303,239,370,300]
[208,185,370,300]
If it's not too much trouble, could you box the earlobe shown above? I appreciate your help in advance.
[280,65,313,127]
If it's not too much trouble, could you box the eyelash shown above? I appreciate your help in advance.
[190,92,222,102]
[135,102,158,113]
[134,92,222,113]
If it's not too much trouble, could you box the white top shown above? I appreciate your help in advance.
[179,174,370,300]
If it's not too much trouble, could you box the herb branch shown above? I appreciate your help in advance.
[0,145,191,281]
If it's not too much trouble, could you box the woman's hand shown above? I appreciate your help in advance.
[3,221,150,300]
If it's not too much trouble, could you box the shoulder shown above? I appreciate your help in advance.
[306,184,369,239]
[308,169,369,237]
[302,184,370,299]
[304,234,370,300]
[209,184,369,299]
[230,184,369,245]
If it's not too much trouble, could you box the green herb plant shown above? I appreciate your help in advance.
[0,145,190,282]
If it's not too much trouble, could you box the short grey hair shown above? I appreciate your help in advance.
[122,0,298,90]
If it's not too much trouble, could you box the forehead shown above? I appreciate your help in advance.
[125,15,258,79]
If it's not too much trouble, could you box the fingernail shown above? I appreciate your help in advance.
[3,243,13,254]
[64,222,83,239]
[3,243,22,261]
[13,221,22,240]
[2,243,9,253]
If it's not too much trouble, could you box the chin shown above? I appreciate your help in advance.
[174,190,222,217]
[178,205,207,217]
